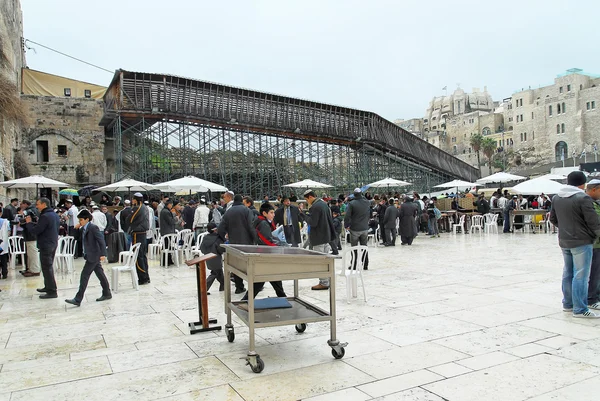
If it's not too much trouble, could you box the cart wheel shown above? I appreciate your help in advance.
[226,329,235,343]
[251,357,265,373]
[295,323,307,333]
[332,347,345,359]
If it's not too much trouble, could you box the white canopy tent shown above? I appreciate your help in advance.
[536,173,567,181]
[283,179,333,189]
[433,179,478,188]
[153,176,228,193]
[476,172,526,184]
[512,177,564,195]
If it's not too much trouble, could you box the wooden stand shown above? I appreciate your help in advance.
[185,253,222,334]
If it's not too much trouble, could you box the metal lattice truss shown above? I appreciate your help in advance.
[101,70,478,197]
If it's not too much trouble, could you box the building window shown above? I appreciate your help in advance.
[482,127,491,136]
[567,84,571,91]
[557,103,561,114]
[509,117,513,122]
[36,140,49,163]
[532,112,534,119]
[57,145,68,157]
[559,87,563,94]
[532,131,535,140]
[549,105,553,116]
[451,137,456,143]
[592,101,596,109]
[453,145,457,154]
[580,84,583,90]
[520,133,523,141]
[521,114,524,121]
[562,102,565,113]
[561,123,565,133]
[555,141,568,161]
[587,102,591,110]
[64,88,71,97]
[84,89,92,98]
[524,132,527,141]
[557,124,560,134]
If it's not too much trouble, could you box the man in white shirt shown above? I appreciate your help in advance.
[193,199,210,236]
[91,205,107,232]
[497,194,508,209]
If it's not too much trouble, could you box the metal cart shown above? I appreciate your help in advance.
[222,244,347,373]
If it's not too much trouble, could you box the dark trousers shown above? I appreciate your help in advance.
[206,268,224,292]
[385,227,397,245]
[75,259,111,302]
[132,232,149,283]
[242,280,286,300]
[283,225,299,247]
[400,236,414,245]
[588,248,600,304]
[0,253,7,278]
[379,222,387,244]
[503,211,511,232]
[69,226,82,257]
[39,247,58,294]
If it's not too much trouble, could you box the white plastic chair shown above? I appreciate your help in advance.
[8,236,26,270]
[180,230,195,261]
[470,215,484,234]
[190,232,208,259]
[147,229,161,260]
[367,227,379,246]
[452,215,466,234]
[55,236,77,273]
[337,246,368,303]
[160,233,180,267]
[483,213,499,234]
[111,242,141,293]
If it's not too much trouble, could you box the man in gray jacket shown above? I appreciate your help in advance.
[383,198,398,246]
[344,188,371,269]
[550,171,600,318]
[303,190,336,290]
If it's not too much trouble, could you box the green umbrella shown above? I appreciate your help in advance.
[59,188,79,196]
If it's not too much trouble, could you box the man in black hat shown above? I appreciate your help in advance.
[199,222,225,293]
[550,172,600,318]
[182,199,196,231]
[65,210,112,306]
[129,193,150,285]
[274,195,302,247]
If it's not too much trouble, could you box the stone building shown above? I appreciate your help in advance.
[0,0,26,202]
[20,69,110,185]
[396,69,600,173]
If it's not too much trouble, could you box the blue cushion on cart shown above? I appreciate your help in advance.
[254,297,292,309]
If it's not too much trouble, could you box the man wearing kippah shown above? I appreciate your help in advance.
[129,193,150,285]
[550,172,600,318]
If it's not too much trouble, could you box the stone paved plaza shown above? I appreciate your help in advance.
[0,232,598,401]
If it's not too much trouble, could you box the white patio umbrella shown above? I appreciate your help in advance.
[154,176,228,193]
[433,179,478,188]
[0,175,69,197]
[97,179,156,192]
[283,179,333,189]
[536,173,567,181]
[512,177,564,195]
[367,177,412,188]
[476,172,526,184]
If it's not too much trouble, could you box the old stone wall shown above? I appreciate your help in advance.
[20,95,107,185]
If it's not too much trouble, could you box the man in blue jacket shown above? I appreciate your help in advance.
[65,210,112,306]
[25,198,60,299]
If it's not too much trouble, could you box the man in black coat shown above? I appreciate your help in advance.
[182,200,196,230]
[274,196,303,247]
[25,197,60,299]
[218,194,257,293]
[129,193,150,284]
[303,190,337,290]
[159,199,176,236]
[398,197,418,245]
[65,210,111,306]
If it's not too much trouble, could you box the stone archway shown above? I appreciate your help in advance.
[555,141,568,161]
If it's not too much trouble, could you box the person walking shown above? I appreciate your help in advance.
[19,200,41,277]
[25,198,60,299]
[303,190,336,290]
[383,198,398,246]
[550,172,600,318]
[65,210,112,306]
[398,196,418,245]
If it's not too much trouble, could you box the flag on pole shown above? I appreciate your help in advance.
[581,149,587,157]
[594,144,598,152]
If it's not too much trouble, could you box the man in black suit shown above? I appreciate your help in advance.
[274,196,303,247]
[65,210,111,306]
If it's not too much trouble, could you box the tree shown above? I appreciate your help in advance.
[482,137,497,175]
[469,133,484,173]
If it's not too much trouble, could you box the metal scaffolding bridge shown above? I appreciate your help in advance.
[101,70,478,197]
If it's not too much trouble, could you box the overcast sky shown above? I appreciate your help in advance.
[21,0,600,120]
